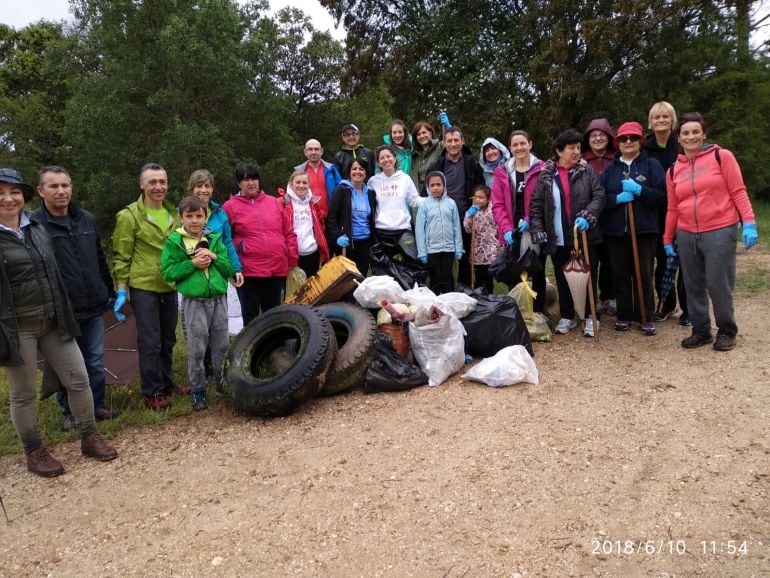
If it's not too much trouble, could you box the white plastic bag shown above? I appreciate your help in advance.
[353,276,406,308]
[404,283,439,310]
[409,310,466,387]
[520,230,540,257]
[435,292,477,319]
[461,345,539,387]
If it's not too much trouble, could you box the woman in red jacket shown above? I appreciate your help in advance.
[664,113,759,351]
[281,170,329,277]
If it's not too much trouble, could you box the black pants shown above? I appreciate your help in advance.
[428,252,455,294]
[298,250,320,278]
[131,288,178,398]
[336,237,372,277]
[472,264,495,294]
[551,245,599,321]
[606,234,656,323]
[457,228,472,287]
[597,241,614,301]
[237,276,285,327]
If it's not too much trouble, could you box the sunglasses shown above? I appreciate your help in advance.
[618,135,641,143]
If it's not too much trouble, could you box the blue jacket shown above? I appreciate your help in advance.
[415,173,464,258]
[600,150,665,236]
[205,199,242,274]
[294,160,342,206]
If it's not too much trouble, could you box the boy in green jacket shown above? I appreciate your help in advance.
[161,196,234,410]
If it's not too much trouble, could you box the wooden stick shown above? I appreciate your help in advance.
[581,228,599,339]
[470,216,476,289]
[627,202,646,323]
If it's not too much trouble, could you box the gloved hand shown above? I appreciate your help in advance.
[439,111,452,129]
[336,235,349,248]
[455,252,463,261]
[419,256,428,264]
[622,178,642,196]
[743,222,759,249]
[664,244,677,257]
[575,217,589,231]
[517,219,529,232]
[113,289,127,322]
[466,205,479,218]
[615,191,634,204]
[504,230,515,245]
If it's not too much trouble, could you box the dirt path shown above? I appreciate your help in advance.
[1,252,769,577]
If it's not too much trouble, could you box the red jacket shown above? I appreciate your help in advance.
[279,188,330,265]
[664,145,755,244]
[222,192,298,277]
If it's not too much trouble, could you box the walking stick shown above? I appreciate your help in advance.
[624,172,646,323]
[470,216,476,289]
[580,227,599,339]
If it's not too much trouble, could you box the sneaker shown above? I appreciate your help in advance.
[614,320,630,332]
[191,392,208,411]
[679,314,691,327]
[713,332,736,352]
[81,433,118,461]
[555,318,578,334]
[653,310,671,322]
[640,322,657,336]
[144,395,172,411]
[602,299,617,315]
[681,333,713,349]
[94,406,116,421]
[583,318,599,338]
[166,384,191,395]
[26,447,65,478]
[61,415,76,432]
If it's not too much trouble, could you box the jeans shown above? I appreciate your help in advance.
[131,288,178,397]
[57,314,106,416]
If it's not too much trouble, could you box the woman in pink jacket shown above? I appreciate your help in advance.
[223,165,298,326]
[664,113,758,352]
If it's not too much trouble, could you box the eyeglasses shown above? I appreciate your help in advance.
[618,135,641,143]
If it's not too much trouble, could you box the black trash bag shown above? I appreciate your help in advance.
[370,242,428,290]
[364,332,428,393]
[460,292,534,357]
[489,240,543,287]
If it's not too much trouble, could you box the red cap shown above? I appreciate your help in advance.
[613,121,646,148]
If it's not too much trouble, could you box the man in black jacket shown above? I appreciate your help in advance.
[33,166,116,430]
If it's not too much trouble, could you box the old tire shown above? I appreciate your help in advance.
[222,304,337,416]
[316,302,377,396]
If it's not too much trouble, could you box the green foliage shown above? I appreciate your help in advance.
[736,266,770,293]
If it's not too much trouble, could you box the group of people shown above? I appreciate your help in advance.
[0,102,760,477]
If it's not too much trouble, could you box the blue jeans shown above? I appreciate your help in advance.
[131,288,178,397]
[57,314,106,416]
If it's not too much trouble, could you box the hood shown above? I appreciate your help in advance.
[504,153,541,174]
[286,185,319,205]
[424,170,447,199]
[175,225,212,240]
[370,169,407,182]
[676,143,717,163]
[479,137,510,169]
[582,118,615,152]
[339,179,369,195]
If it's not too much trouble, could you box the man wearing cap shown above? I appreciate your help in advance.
[294,138,341,220]
[112,162,184,411]
[32,166,116,431]
[333,124,374,180]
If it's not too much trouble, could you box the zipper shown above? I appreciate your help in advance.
[689,157,700,238]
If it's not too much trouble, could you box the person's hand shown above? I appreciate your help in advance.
[615,191,634,204]
[743,222,759,250]
[622,178,642,196]
[192,250,212,269]
[517,219,529,232]
[504,230,515,245]
[664,244,677,257]
[575,217,589,231]
[455,252,463,261]
[337,235,349,248]
[439,111,452,129]
[418,256,428,264]
[113,289,127,322]
[233,272,244,287]
[466,205,479,218]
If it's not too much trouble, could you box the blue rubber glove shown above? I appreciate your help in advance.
[504,230,515,245]
[575,217,589,231]
[113,289,127,322]
[418,256,428,264]
[517,219,529,232]
[439,112,452,129]
[622,178,642,196]
[336,235,349,248]
[664,244,677,257]
[455,252,463,261]
[743,222,758,249]
[466,205,479,218]
[615,191,634,204]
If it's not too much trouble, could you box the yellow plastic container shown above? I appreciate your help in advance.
[285,256,364,305]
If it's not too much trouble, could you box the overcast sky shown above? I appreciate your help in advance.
[0,0,346,40]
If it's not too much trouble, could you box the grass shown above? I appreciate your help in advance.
[736,266,770,293]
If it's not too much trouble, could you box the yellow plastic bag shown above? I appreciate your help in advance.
[508,272,552,342]
[285,266,307,299]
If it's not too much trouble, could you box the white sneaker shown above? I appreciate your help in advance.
[555,318,578,334]
[584,318,600,338]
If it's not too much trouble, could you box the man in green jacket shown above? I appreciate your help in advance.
[113,163,183,410]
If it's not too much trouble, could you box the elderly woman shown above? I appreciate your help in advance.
[0,168,117,477]
[529,129,606,337]
[222,164,297,326]
[599,122,665,336]
[664,112,758,351]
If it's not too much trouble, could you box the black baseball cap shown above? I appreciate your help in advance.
[341,124,360,134]
[0,168,33,201]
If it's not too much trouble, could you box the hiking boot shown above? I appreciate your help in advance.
[166,384,191,396]
[713,332,736,352]
[94,406,116,421]
[191,392,208,411]
[640,322,657,336]
[555,318,577,334]
[144,395,172,411]
[681,333,713,349]
[602,299,617,315]
[679,314,691,327]
[61,415,76,432]
[614,320,630,332]
[81,432,118,461]
[26,447,65,478]
[583,318,599,338]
